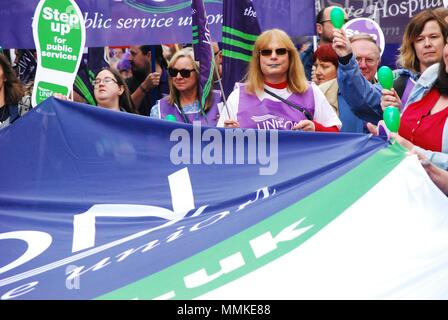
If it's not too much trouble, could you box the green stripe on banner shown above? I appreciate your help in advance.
[201,59,215,109]
[192,32,198,38]
[222,36,254,52]
[192,25,198,31]
[222,26,259,42]
[74,76,96,106]
[96,143,406,300]
[192,40,199,45]
[222,49,252,62]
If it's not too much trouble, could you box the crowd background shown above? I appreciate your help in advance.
[1,4,448,195]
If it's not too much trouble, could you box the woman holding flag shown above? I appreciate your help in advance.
[150,48,222,126]
[218,28,341,132]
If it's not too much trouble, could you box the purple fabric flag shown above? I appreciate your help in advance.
[192,0,215,112]
[16,49,37,84]
[222,0,261,98]
[74,47,109,106]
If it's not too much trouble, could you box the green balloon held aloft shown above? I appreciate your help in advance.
[165,114,177,122]
[377,66,394,90]
[330,7,346,29]
[383,106,400,133]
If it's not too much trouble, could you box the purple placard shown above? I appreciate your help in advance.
[344,18,385,55]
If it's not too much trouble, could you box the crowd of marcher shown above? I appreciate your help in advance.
[1,6,447,195]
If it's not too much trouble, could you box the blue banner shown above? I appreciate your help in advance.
[0,0,315,49]
[0,97,393,299]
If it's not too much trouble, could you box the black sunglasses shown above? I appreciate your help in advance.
[168,68,196,78]
[319,19,349,24]
[259,48,289,57]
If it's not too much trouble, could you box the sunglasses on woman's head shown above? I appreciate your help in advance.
[168,68,196,78]
[259,48,288,56]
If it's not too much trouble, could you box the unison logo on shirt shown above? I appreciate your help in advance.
[251,114,299,130]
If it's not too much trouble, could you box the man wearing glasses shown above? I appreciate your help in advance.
[301,5,348,80]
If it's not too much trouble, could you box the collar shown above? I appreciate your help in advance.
[264,81,288,89]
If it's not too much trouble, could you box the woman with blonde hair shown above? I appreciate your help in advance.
[150,47,221,125]
[218,28,341,131]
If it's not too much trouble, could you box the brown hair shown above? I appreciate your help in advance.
[96,67,137,114]
[245,28,308,94]
[0,54,24,105]
[398,9,448,74]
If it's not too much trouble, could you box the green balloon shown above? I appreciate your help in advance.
[383,106,400,133]
[330,7,345,29]
[377,66,394,90]
[165,114,177,122]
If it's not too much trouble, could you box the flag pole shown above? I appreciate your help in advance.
[210,46,232,119]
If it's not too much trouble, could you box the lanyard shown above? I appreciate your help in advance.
[175,100,204,124]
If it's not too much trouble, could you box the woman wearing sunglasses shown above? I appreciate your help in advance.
[150,48,221,125]
[217,29,341,132]
[55,68,137,114]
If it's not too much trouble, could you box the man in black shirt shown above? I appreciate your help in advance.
[127,45,169,116]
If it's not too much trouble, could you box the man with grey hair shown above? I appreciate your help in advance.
[332,30,383,132]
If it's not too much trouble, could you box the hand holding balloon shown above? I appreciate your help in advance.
[330,7,346,29]
[377,66,400,133]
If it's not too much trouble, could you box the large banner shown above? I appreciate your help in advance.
[1,98,447,299]
[0,0,314,49]
[319,0,445,43]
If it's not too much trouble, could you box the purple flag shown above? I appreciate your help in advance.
[16,49,37,84]
[192,0,215,112]
[74,47,109,106]
[222,0,261,97]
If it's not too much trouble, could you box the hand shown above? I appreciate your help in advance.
[381,88,402,111]
[412,151,448,196]
[53,93,70,101]
[332,28,352,58]
[143,72,161,90]
[293,120,315,132]
[389,132,414,151]
[366,122,378,135]
[224,119,240,128]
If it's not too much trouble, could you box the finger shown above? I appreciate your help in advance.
[366,122,378,135]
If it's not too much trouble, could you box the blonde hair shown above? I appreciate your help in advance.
[167,47,214,111]
[398,10,448,74]
[245,29,308,94]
